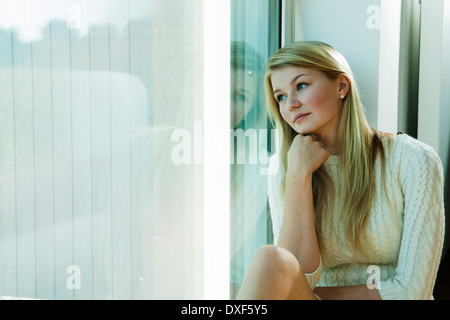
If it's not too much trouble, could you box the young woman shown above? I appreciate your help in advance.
[236,41,445,300]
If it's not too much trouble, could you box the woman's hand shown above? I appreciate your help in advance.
[286,134,330,178]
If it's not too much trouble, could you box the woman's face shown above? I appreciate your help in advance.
[231,68,255,128]
[271,66,348,143]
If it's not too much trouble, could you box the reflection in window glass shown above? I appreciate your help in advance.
[230,0,279,299]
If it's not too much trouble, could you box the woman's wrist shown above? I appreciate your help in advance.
[286,169,313,187]
[284,171,314,215]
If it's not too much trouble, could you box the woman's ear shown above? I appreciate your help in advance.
[337,74,350,99]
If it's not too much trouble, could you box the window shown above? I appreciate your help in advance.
[229,0,280,299]
[0,0,234,300]
[0,0,280,301]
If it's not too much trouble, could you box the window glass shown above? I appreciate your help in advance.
[229,0,279,299]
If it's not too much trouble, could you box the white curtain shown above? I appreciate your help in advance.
[0,0,207,300]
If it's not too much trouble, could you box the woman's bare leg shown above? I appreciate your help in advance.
[236,245,318,300]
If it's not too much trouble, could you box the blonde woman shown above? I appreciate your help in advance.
[236,41,445,300]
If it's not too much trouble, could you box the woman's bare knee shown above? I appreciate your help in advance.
[252,245,301,279]
[236,245,302,300]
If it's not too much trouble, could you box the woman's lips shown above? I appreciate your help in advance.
[294,113,311,123]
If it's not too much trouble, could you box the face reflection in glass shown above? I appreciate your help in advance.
[231,68,256,128]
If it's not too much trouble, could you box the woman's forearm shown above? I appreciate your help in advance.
[277,172,320,273]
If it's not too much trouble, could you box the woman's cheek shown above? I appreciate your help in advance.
[302,90,325,107]
[279,105,291,125]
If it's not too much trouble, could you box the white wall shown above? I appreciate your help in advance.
[289,0,422,137]
[291,0,381,128]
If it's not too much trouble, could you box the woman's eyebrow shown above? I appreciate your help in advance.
[273,73,307,95]
[233,88,252,96]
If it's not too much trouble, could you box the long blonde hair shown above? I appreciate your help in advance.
[265,41,390,256]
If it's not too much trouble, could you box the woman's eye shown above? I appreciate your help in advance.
[275,83,307,102]
[276,95,286,102]
[232,93,246,102]
[297,83,307,91]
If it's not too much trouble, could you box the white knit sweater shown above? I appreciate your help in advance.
[268,134,445,300]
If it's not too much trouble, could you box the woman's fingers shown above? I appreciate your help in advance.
[287,134,330,176]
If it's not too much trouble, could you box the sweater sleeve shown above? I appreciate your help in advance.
[378,137,445,300]
[267,153,322,290]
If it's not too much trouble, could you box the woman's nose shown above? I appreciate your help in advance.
[287,94,301,111]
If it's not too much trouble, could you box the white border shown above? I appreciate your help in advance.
[203,0,231,300]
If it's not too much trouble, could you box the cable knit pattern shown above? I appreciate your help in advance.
[267,134,445,299]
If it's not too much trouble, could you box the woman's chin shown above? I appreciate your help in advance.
[294,125,313,136]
